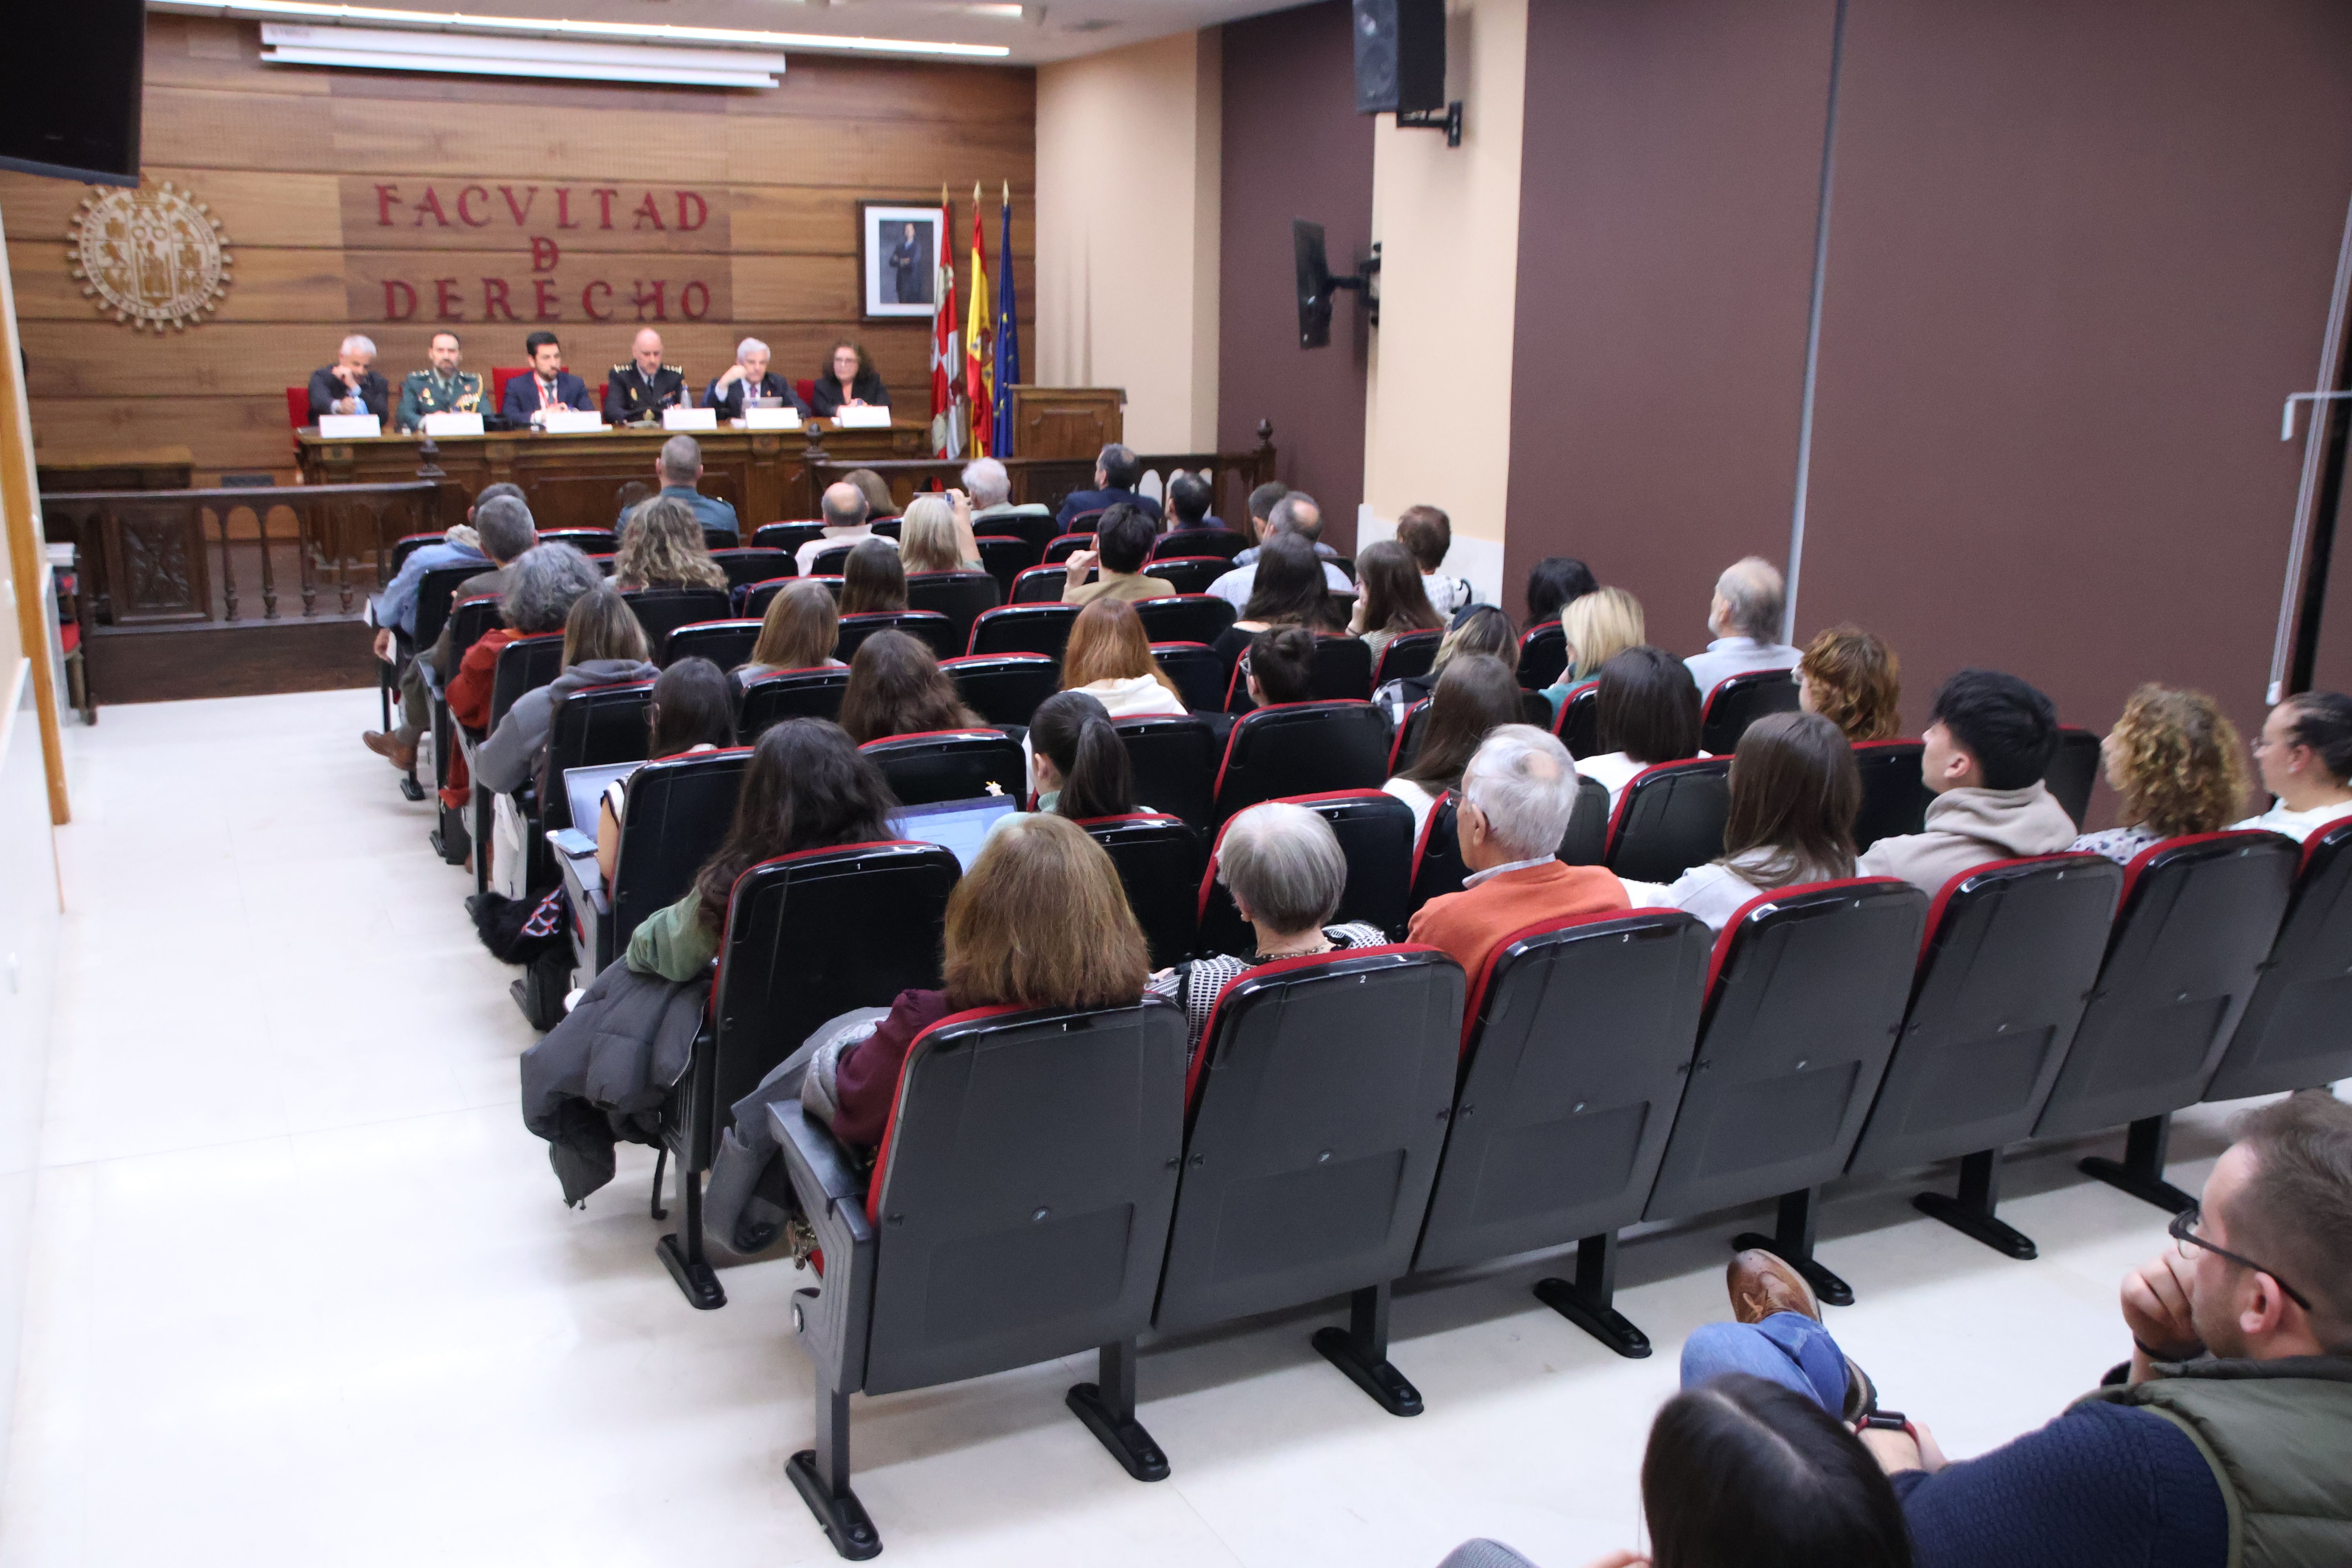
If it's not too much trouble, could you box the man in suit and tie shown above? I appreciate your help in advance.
[498,331,594,428]
[1053,443,1164,531]
[307,334,389,423]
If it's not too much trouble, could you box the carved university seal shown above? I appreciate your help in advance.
[67,180,232,332]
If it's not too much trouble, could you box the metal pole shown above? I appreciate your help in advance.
[1783,0,1849,645]
[2268,194,2352,704]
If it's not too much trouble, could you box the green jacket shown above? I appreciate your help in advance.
[2079,1356,2352,1568]
[625,891,718,983]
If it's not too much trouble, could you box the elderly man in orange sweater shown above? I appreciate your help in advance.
[1408,725,1630,979]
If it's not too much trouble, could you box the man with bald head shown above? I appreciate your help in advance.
[795,480,895,577]
[1684,555,1804,695]
[618,434,739,544]
[604,327,687,425]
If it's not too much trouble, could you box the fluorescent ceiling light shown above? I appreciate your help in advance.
[155,2,1013,58]
[260,23,785,85]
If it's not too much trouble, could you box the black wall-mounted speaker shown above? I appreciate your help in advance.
[1352,0,1446,117]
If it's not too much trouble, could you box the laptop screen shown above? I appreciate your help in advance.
[889,794,1018,871]
[563,760,640,836]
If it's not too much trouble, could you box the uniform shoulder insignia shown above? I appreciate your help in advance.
[612,364,633,376]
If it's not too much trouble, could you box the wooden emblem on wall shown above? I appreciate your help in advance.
[66,180,234,333]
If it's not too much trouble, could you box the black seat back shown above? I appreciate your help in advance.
[1604,759,1731,882]
[1371,630,1442,690]
[446,594,505,672]
[1154,946,1465,1333]
[1142,557,1229,597]
[1389,699,1432,773]
[542,680,654,828]
[487,633,566,730]
[2033,832,2298,1139]
[1198,789,1416,952]
[1409,793,1470,913]
[1847,855,2122,1176]
[389,531,439,575]
[1150,642,1226,713]
[860,1002,1188,1395]
[753,521,822,556]
[838,610,957,662]
[1044,532,1096,564]
[1310,634,1374,702]
[1152,529,1247,562]
[1132,594,1236,646]
[969,603,1080,659]
[906,570,1002,652]
[2206,818,2352,1099]
[1561,774,1611,865]
[737,577,794,619]
[974,534,1040,599]
[1851,740,1930,850]
[608,748,751,955]
[1113,713,1218,828]
[809,543,856,577]
[538,528,619,557]
[862,729,1025,806]
[414,562,485,650]
[1077,814,1203,969]
[1518,622,1568,690]
[663,619,761,670]
[622,587,734,657]
[1554,684,1600,758]
[1414,911,1711,1271]
[1210,701,1393,824]
[1699,669,1800,756]
[2045,726,2102,828]
[738,667,851,736]
[1010,564,1067,604]
[709,548,791,590]
[945,653,1060,726]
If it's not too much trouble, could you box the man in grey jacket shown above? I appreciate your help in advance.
[1858,667,2078,897]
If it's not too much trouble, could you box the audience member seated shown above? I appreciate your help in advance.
[594,657,737,884]
[838,537,909,616]
[897,491,983,574]
[808,339,891,417]
[1384,653,1524,842]
[475,584,657,799]
[1624,711,1859,928]
[1856,669,2076,897]
[794,481,889,577]
[1054,442,1164,530]
[1542,586,1646,718]
[737,579,843,686]
[845,468,900,522]
[1406,726,1629,978]
[962,455,1051,530]
[613,497,729,594]
[1348,539,1446,664]
[624,719,898,983]
[2071,684,2249,864]
[1022,691,1142,818]
[1797,624,1903,742]
[618,434,739,543]
[1059,598,1191,719]
[1062,503,1177,605]
[1524,555,1600,630]
[1577,645,1704,810]
[2233,690,2352,840]
[364,487,535,772]
[837,629,983,745]
[1164,469,1223,533]
[1147,801,1389,1058]
[1396,504,1481,616]
[1685,556,1804,694]
[1210,533,1351,670]
[1234,491,1341,566]
[446,543,603,736]
[1243,480,1287,547]
[1208,493,1354,607]
[1377,604,1519,715]
[1230,625,1318,712]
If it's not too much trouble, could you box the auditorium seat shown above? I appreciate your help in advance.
[2205,816,2352,1099]
[738,668,850,736]
[1076,813,1203,967]
[663,619,760,671]
[1010,565,1067,604]
[1222,633,1375,713]
[540,680,655,832]
[973,535,1040,598]
[1142,557,1230,597]
[1113,714,1218,828]
[1413,910,1711,1356]
[621,587,733,658]
[837,610,956,662]
[2045,725,2102,827]
[708,547,791,591]
[412,562,489,654]
[1370,630,1442,691]
[736,577,794,619]
[1847,855,2122,1258]
[389,532,439,575]
[1210,701,1393,824]
[1044,533,1096,564]
[753,521,822,556]
[1519,622,1569,690]
[661,841,962,1311]
[867,517,902,539]
[489,366,527,408]
[463,632,566,895]
[860,729,1024,806]
[1131,594,1236,646]
[905,570,1001,651]
[944,653,1058,727]
[1063,508,1109,535]
[426,593,508,858]
[1641,878,1928,1305]
[697,523,740,552]
[283,385,307,435]
[808,543,856,577]
[537,528,620,557]
[1154,944,1465,1414]
[1151,643,1228,714]
[1604,759,1732,883]
[560,746,748,978]
[2034,830,2298,1211]
[773,1001,1187,1555]
[1152,529,1247,563]
[968,603,1080,659]
[1698,669,1800,756]
[1851,740,1930,850]
[1408,795,1470,913]
[1197,789,1416,953]
[794,377,817,408]
[1389,700,1431,774]
[1561,775,1611,865]
[979,511,1061,556]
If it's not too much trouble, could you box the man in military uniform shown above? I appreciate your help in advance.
[604,328,687,425]
[394,331,485,432]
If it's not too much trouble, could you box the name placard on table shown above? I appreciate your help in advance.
[541,410,605,434]
[420,412,485,438]
[832,405,892,429]
[662,407,719,432]
[318,413,382,439]
[743,407,802,431]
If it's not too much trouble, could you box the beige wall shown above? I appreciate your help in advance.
[1359,0,1530,601]
[1034,29,1223,452]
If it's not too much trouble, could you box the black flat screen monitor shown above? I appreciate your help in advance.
[1294,219,1335,349]
[0,0,145,185]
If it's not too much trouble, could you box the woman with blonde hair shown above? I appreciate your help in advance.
[2072,684,2250,864]
[614,496,729,593]
[1544,586,1646,716]
[897,491,983,574]
[739,578,842,682]
[1798,624,1902,742]
[837,536,908,615]
[1376,603,1519,715]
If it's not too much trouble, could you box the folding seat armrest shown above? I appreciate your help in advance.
[769,1100,876,1379]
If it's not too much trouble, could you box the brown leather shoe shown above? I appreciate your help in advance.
[363,729,418,772]
[1728,1248,1820,1325]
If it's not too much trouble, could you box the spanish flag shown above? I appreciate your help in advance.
[965,187,994,457]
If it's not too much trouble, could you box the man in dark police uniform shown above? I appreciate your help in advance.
[605,328,688,425]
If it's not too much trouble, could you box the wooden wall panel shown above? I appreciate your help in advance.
[3,13,1036,484]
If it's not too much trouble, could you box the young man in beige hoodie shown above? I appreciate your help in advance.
[1857,668,2080,896]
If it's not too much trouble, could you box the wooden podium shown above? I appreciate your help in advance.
[1005,386,1123,459]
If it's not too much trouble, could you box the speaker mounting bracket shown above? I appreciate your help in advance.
[1325,243,1382,328]
[1395,102,1463,148]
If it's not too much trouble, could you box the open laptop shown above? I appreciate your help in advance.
[889,794,1018,871]
[562,760,640,840]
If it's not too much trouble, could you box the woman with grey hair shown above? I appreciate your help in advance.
[1145,801,1389,1056]
[445,542,604,735]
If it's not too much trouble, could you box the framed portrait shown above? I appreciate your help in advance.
[858,202,944,320]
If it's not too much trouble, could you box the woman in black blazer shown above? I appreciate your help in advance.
[810,339,891,416]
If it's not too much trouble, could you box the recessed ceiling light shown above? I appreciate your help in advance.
[151,1,1014,58]
[966,4,1024,17]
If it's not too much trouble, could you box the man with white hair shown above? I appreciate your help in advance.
[703,336,808,420]
[617,434,738,543]
[307,334,388,423]
[1406,725,1628,979]
[961,456,1050,529]
[603,327,688,425]
[1685,555,1804,695]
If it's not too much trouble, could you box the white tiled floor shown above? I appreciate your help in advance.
[2,689,2310,1566]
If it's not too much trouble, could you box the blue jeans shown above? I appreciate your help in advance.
[1681,1312,1848,1413]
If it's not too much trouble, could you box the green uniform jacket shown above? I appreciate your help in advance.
[396,368,485,432]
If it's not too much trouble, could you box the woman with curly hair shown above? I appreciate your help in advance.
[1797,625,1902,742]
[2071,684,2250,864]
[614,495,729,593]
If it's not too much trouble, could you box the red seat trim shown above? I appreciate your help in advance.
[1196,788,1397,921]
[1704,876,1911,996]
[1209,700,1379,804]
[1460,907,1695,1054]
[2117,830,2280,910]
[1183,942,1448,1112]
[1409,788,1452,887]
[858,728,1013,750]
[865,1002,1033,1221]
[1917,853,2111,964]
[1388,698,1430,774]
[1603,757,1721,853]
